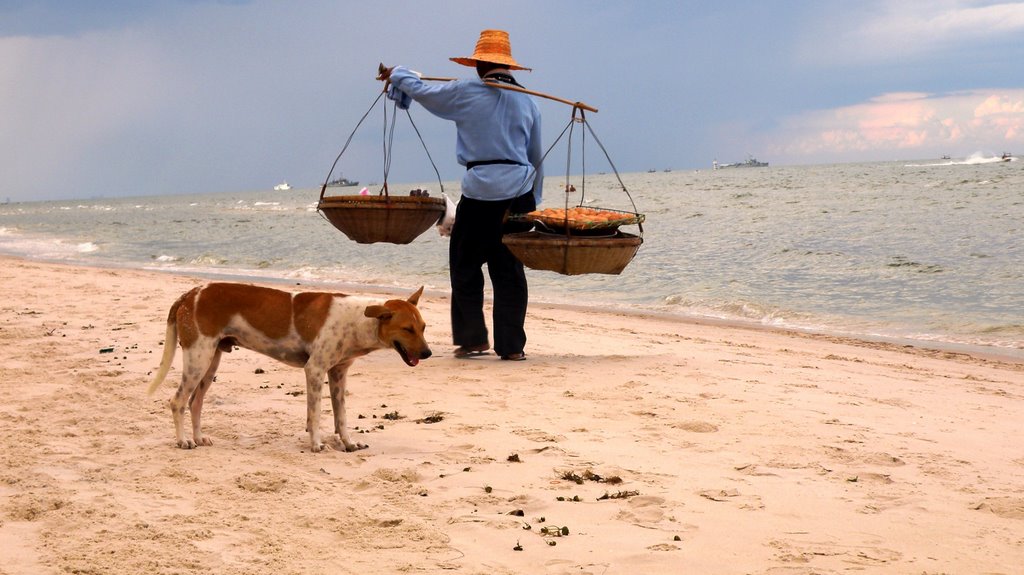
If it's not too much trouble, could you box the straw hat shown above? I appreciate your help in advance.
[450,29,531,71]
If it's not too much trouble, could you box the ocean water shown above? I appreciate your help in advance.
[1,158,1022,360]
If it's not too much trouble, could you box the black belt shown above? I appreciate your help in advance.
[466,159,523,170]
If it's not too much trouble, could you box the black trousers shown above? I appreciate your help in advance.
[449,194,534,356]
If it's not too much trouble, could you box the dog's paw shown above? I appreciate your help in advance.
[310,442,327,453]
[195,436,213,447]
[344,442,369,452]
[176,439,197,449]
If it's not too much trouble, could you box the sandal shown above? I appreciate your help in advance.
[500,352,527,361]
[454,344,490,358]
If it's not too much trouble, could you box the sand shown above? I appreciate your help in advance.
[0,255,1022,574]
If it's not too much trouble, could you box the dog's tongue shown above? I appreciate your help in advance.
[408,358,419,367]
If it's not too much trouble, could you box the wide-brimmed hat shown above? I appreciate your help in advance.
[450,29,531,71]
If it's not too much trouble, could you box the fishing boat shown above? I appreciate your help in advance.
[327,175,359,187]
[713,156,768,170]
[273,181,291,191]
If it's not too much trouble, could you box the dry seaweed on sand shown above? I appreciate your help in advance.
[415,412,444,424]
[558,468,623,485]
[597,490,640,501]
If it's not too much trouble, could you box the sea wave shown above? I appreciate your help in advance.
[0,231,94,260]
[3,164,1021,361]
[905,152,1015,167]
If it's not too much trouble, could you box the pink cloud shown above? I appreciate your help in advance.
[768,89,1024,161]
[974,94,1024,117]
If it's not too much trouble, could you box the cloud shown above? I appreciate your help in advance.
[800,1,1024,66]
[864,1,1024,47]
[973,94,1024,138]
[766,89,1024,161]
[0,30,177,194]
[0,1,566,201]
[974,93,1024,116]
[2,2,1023,201]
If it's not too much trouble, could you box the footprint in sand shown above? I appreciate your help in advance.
[769,538,902,566]
[615,495,668,525]
[824,446,904,467]
[844,472,893,484]
[697,488,764,510]
[646,543,680,551]
[512,428,566,443]
[860,452,905,467]
[672,420,719,433]
[972,496,1024,519]
[234,471,297,494]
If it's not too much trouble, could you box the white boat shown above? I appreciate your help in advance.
[273,181,292,191]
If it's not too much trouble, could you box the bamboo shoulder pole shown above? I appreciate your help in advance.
[398,73,599,113]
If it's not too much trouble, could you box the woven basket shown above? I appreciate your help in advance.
[318,195,445,244]
[502,231,642,275]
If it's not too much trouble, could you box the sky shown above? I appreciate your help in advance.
[2,0,1024,202]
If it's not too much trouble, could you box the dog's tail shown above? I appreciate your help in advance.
[147,320,178,395]
[147,291,187,396]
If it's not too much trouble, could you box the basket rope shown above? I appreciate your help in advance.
[319,90,445,208]
[402,108,445,197]
[529,107,644,238]
[319,90,384,203]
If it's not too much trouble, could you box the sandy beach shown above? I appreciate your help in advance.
[1,255,1022,574]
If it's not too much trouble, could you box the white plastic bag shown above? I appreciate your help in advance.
[437,193,456,237]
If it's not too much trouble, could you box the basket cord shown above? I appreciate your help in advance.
[532,105,643,237]
[516,111,582,236]
[379,102,445,201]
[320,90,386,203]
[381,98,398,198]
[513,106,644,238]
[564,108,575,215]
[403,109,446,198]
[320,89,444,207]
[578,108,587,207]
[532,115,574,198]
[581,117,643,235]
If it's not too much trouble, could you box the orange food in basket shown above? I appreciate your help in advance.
[523,207,641,230]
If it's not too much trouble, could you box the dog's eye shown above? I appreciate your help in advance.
[404,327,416,334]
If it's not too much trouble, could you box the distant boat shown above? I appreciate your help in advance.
[713,155,768,170]
[941,155,951,160]
[1001,152,1013,162]
[273,181,292,191]
[326,175,359,187]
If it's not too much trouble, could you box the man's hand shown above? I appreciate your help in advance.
[376,63,393,81]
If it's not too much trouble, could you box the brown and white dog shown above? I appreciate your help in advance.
[147,282,431,452]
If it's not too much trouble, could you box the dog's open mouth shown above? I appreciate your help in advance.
[394,342,419,367]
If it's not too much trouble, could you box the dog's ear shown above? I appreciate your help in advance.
[364,305,393,321]
[407,286,424,306]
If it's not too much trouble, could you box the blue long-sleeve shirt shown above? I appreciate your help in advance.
[388,66,543,204]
